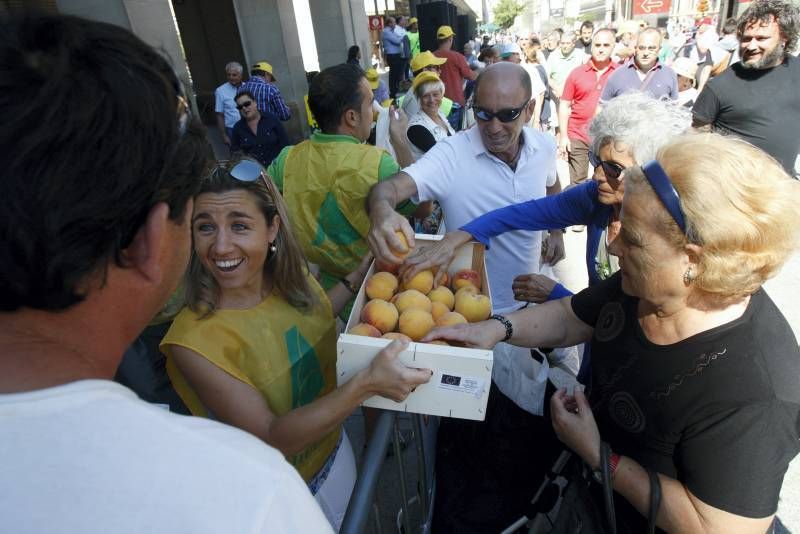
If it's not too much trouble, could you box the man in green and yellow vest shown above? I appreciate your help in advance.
[268,63,416,317]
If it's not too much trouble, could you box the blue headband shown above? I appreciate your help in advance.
[641,160,687,234]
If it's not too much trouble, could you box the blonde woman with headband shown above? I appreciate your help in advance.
[160,158,431,530]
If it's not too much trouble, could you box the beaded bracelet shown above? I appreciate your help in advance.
[490,314,513,342]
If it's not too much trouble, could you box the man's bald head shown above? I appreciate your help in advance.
[471,62,534,162]
[473,62,532,105]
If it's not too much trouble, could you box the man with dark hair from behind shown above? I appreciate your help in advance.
[693,0,800,175]
[0,13,331,533]
[267,63,416,318]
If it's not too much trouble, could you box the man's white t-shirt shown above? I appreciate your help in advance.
[405,126,558,415]
[405,126,557,314]
[0,380,332,534]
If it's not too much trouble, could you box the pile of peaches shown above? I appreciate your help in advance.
[347,264,491,344]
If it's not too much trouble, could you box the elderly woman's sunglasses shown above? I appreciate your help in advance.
[589,151,626,181]
[472,99,530,123]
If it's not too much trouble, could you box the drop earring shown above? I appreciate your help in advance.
[683,268,694,285]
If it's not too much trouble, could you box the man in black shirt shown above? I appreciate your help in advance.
[692,0,800,175]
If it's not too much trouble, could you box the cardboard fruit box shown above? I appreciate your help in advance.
[337,234,494,421]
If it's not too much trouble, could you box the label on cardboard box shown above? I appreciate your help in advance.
[437,371,486,399]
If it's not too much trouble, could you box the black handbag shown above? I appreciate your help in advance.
[549,442,662,534]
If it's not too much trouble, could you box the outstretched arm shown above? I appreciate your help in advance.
[366,172,419,264]
[171,339,431,457]
[461,181,598,247]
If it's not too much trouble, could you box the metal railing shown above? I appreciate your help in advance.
[341,411,435,534]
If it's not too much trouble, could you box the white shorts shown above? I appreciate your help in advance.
[313,430,357,532]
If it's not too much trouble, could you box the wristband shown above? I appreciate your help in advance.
[592,446,620,483]
[490,314,513,342]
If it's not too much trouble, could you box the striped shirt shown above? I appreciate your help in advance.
[238,76,291,121]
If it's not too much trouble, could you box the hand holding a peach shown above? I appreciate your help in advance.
[357,339,433,403]
[367,204,416,265]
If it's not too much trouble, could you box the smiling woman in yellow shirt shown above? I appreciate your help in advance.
[160,158,431,530]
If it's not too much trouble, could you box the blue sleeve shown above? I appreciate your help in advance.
[461,181,600,248]
[547,283,574,301]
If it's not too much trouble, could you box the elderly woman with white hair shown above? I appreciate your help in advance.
[405,71,454,160]
[400,92,691,378]
[405,92,690,296]
[425,133,800,533]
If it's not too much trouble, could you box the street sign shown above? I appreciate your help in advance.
[550,8,564,17]
[632,0,671,14]
[369,15,383,31]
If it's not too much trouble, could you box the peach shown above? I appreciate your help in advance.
[365,271,398,301]
[391,231,411,259]
[453,269,481,291]
[375,259,400,275]
[398,309,435,341]
[403,269,434,295]
[348,323,382,337]
[428,286,454,310]
[436,311,468,327]
[393,289,432,314]
[361,299,399,334]
[454,290,491,323]
[438,270,450,288]
[454,285,479,298]
[431,301,450,323]
[382,332,412,342]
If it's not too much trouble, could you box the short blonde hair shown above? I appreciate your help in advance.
[415,80,445,99]
[626,133,800,304]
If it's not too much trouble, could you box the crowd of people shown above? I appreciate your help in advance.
[2,1,800,533]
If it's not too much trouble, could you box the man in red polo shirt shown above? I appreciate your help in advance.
[434,25,477,130]
[558,28,617,185]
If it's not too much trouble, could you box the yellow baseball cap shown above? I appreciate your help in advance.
[437,25,455,39]
[409,17,418,25]
[252,61,276,81]
[410,50,447,73]
[411,71,441,94]
[365,68,380,90]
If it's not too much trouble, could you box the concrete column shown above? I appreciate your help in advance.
[234,0,310,139]
[121,0,191,85]
[57,0,131,29]
[58,0,192,111]
[308,0,372,71]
